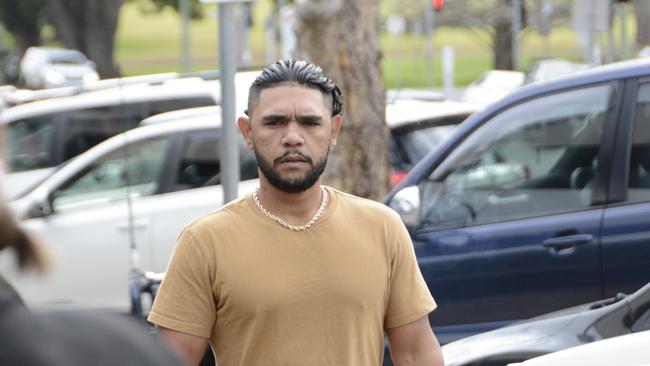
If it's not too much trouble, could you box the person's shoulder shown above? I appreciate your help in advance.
[330,187,401,222]
[184,193,253,234]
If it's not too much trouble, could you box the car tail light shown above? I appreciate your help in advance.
[391,170,409,187]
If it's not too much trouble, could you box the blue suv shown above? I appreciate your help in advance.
[385,58,650,345]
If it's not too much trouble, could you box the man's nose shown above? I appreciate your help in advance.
[281,122,304,146]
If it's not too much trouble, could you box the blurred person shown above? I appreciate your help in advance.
[0,129,182,365]
[148,59,444,366]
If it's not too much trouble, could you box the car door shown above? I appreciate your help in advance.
[13,136,172,310]
[147,130,260,273]
[407,83,619,339]
[601,79,650,297]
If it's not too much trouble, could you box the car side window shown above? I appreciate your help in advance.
[171,131,258,192]
[60,107,141,162]
[173,132,221,191]
[418,84,613,231]
[627,83,650,202]
[51,137,169,213]
[7,117,55,172]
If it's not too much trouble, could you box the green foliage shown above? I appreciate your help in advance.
[133,0,204,19]
[0,0,46,47]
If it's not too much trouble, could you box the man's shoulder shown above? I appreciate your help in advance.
[184,193,254,234]
[330,187,401,222]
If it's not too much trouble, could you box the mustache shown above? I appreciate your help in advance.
[273,151,313,165]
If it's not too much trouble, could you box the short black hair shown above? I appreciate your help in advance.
[246,59,343,117]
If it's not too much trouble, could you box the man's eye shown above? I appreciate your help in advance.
[265,120,283,126]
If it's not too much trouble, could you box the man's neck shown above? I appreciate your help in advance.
[256,180,326,226]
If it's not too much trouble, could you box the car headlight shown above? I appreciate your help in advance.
[44,70,65,85]
[83,72,99,83]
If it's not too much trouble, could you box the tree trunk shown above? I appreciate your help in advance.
[0,0,46,54]
[83,0,123,78]
[493,0,513,70]
[634,0,650,46]
[295,0,389,200]
[47,0,123,78]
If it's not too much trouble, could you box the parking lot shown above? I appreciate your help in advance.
[2,2,650,365]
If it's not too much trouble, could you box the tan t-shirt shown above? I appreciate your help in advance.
[148,187,435,366]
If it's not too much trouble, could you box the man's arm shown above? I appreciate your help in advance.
[386,316,445,366]
[158,326,210,366]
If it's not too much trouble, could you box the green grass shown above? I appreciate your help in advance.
[114,1,638,88]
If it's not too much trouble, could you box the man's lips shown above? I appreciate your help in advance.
[274,153,312,165]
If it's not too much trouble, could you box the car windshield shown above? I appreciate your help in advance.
[49,52,86,65]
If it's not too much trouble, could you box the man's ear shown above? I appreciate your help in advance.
[237,115,253,150]
[329,114,343,149]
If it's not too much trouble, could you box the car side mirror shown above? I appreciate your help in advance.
[388,185,421,231]
[631,307,650,333]
[26,199,53,219]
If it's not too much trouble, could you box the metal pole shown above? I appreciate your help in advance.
[218,3,240,203]
[180,0,191,72]
[618,3,629,60]
[424,5,434,88]
[585,4,594,63]
[277,0,285,58]
[512,0,521,71]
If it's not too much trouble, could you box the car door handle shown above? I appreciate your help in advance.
[116,219,149,231]
[542,234,593,250]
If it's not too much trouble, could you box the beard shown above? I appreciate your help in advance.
[253,146,329,193]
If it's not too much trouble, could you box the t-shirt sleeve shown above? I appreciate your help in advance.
[148,229,216,338]
[384,213,437,329]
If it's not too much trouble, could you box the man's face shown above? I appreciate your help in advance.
[238,84,342,193]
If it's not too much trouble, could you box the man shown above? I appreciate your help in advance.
[0,130,182,366]
[148,59,444,366]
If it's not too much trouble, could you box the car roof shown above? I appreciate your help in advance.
[140,106,221,125]
[0,77,220,125]
[386,99,483,129]
[463,57,650,131]
[1,70,259,113]
[124,113,223,140]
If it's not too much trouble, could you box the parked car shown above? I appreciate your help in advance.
[19,47,99,89]
[461,70,525,105]
[508,330,650,366]
[386,88,445,102]
[1,113,259,311]
[525,58,591,84]
[1,77,220,200]
[385,57,650,344]
[387,98,483,185]
[441,282,650,366]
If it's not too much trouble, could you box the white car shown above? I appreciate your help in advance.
[1,114,260,311]
[2,71,259,200]
[461,70,525,105]
[19,47,99,89]
[507,330,650,366]
[1,77,221,200]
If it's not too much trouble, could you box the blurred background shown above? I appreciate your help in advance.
[0,0,647,89]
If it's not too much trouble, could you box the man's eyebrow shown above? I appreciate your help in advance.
[261,114,290,122]
[297,115,323,123]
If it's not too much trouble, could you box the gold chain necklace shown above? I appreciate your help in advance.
[253,186,329,231]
